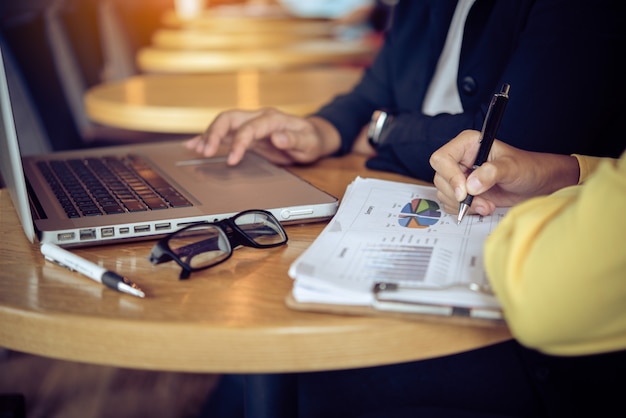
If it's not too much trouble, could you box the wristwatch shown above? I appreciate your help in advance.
[367,110,394,148]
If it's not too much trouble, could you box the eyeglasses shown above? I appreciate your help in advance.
[148,209,288,279]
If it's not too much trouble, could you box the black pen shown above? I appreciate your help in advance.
[457,83,510,224]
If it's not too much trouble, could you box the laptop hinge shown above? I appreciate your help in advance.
[26,178,47,220]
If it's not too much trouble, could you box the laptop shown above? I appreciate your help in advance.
[0,46,338,247]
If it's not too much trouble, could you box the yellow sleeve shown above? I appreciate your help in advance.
[485,152,626,356]
[572,154,604,183]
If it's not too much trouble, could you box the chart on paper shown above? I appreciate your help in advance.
[323,231,468,289]
[361,242,435,284]
[289,177,510,304]
[348,183,495,235]
[398,198,442,228]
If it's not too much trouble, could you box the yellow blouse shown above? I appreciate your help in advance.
[485,152,626,356]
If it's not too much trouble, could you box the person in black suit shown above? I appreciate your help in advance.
[187,0,625,181]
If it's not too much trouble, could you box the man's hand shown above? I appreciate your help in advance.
[185,108,341,166]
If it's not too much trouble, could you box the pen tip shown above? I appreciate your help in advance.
[129,288,146,298]
[457,203,470,224]
[129,285,146,298]
[118,281,146,298]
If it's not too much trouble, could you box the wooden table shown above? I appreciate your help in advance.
[151,28,332,50]
[161,11,336,37]
[84,68,362,134]
[0,153,511,374]
[136,39,375,73]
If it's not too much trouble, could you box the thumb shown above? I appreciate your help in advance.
[466,162,499,196]
[270,127,321,164]
[271,131,292,149]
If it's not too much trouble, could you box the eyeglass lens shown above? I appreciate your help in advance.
[233,211,286,246]
[168,224,231,269]
[168,211,286,271]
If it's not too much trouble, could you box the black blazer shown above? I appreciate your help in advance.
[315,0,626,180]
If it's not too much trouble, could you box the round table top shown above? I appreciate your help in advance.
[136,39,376,73]
[151,28,334,50]
[0,154,511,373]
[85,67,363,134]
[161,10,336,36]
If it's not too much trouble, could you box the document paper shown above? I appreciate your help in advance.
[288,177,508,313]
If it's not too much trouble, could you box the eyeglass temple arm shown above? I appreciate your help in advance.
[148,244,174,265]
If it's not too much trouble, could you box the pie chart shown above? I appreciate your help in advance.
[398,198,441,228]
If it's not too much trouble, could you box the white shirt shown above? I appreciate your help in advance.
[422,0,476,116]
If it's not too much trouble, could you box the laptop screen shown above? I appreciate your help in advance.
[0,45,38,242]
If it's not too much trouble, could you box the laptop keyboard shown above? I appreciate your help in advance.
[37,155,192,218]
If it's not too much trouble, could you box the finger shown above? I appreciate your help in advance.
[269,129,321,164]
[454,130,483,165]
[433,172,459,207]
[430,154,470,201]
[194,118,224,156]
[436,193,460,215]
[430,130,481,200]
[436,189,495,217]
[227,123,261,165]
[466,155,517,196]
[249,138,296,165]
[469,195,497,216]
[185,135,201,149]
[197,112,240,157]
[191,110,263,157]
[227,109,299,165]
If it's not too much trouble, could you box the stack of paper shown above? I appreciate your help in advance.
[288,177,508,319]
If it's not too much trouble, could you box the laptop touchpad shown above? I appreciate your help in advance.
[177,156,276,182]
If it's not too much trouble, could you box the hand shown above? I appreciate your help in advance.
[185,108,341,166]
[429,130,580,215]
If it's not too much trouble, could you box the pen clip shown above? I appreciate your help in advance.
[475,84,510,161]
[499,83,510,97]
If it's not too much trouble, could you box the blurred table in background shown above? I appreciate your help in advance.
[137,1,380,73]
[136,39,375,73]
[85,67,362,134]
[151,28,331,50]
[164,15,337,37]
[161,9,335,36]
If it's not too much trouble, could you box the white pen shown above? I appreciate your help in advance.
[40,242,146,298]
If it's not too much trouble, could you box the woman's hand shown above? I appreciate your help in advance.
[429,130,580,215]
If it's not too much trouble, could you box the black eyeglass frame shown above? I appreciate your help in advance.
[149,209,288,279]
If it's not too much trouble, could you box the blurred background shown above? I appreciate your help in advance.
[0,1,395,417]
[0,0,393,153]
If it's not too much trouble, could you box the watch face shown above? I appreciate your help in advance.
[368,110,388,147]
[368,110,394,147]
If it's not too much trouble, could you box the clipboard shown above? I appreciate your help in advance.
[372,282,503,320]
[286,176,509,327]
[285,290,505,328]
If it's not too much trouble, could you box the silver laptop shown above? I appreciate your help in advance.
[0,47,338,247]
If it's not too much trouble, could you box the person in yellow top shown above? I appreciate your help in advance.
[429,129,626,357]
[201,131,626,418]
